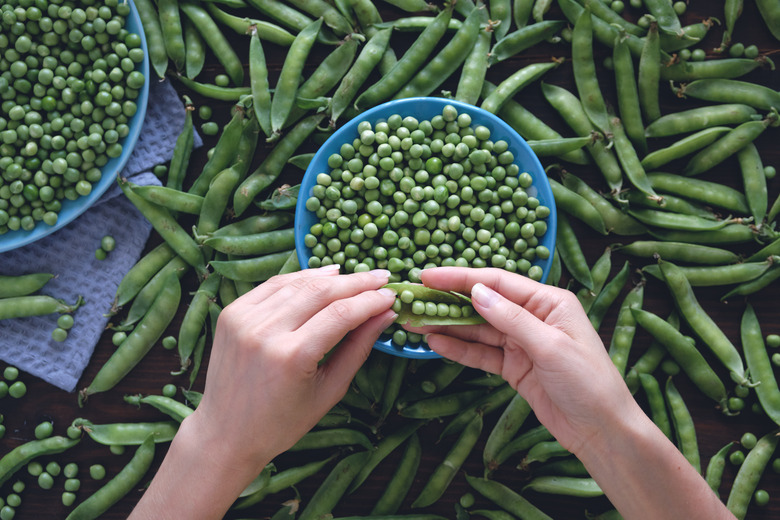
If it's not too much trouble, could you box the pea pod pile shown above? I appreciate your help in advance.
[2,0,780,518]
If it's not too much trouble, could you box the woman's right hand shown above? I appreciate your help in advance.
[404,266,644,457]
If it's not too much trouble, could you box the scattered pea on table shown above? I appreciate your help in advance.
[89,464,106,480]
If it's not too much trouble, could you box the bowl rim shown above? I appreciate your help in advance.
[0,0,150,254]
[294,96,557,358]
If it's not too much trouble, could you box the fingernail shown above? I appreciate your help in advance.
[377,287,396,298]
[318,264,341,272]
[381,310,399,328]
[369,269,391,279]
[471,283,499,308]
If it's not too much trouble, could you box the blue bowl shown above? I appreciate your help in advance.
[295,97,557,358]
[0,0,150,253]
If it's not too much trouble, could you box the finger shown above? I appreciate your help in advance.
[238,264,341,305]
[296,287,397,351]
[426,333,505,375]
[316,309,398,403]
[403,322,505,347]
[259,270,391,329]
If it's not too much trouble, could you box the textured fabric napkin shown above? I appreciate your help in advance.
[0,80,202,393]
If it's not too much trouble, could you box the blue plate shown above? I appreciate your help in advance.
[0,0,150,253]
[294,97,557,358]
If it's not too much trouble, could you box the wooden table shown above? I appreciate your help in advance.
[2,1,779,518]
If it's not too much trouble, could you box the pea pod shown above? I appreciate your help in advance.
[492,424,553,472]
[646,172,750,215]
[742,304,780,426]
[205,2,296,46]
[183,18,205,79]
[439,383,516,439]
[0,294,83,320]
[378,356,409,422]
[676,79,780,113]
[609,116,660,203]
[624,190,718,221]
[0,436,80,488]
[211,250,294,283]
[71,419,178,445]
[522,476,603,497]
[726,430,779,520]
[612,29,645,153]
[0,272,54,298]
[80,273,182,404]
[412,414,483,508]
[371,434,422,515]
[124,394,195,423]
[205,213,294,240]
[559,170,645,235]
[480,60,561,115]
[176,273,222,374]
[660,18,715,53]
[575,246,611,314]
[465,474,554,520]
[633,308,731,414]
[203,228,295,256]
[556,211,593,290]
[643,0,683,36]
[134,0,168,78]
[586,260,631,331]
[719,0,743,49]
[627,209,737,232]
[705,441,735,496]
[756,0,780,40]
[665,377,701,473]
[520,439,570,468]
[638,21,661,122]
[289,428,374,451]
[488,20,566,64]
[642,259,773,287]
[350,420,424,493]
[638,373,673,440]
[658,259,748,386]
[298,451,372,520]
[158,0,186,71]
[235,455,337,509]
[647,223,761,245]
[133,185,204,215]
[455,19,492,106]
[398,359,466,404]
[65,435,155,520]
[172,75,252,101]
[683,117,774,176]
[721,260,780,300]
[608,280,643,377]
[582,0,643,36]
[399,389,488,419]
[180,2,244,85]
[249,26,273,138]
[625,312,679,395]
[244,0,316,35]
[641,127,732,171]
[558,0,653,59]
[483,393,532,476]
[383,282,486,327]
[660,57,775,82]
[571,7,611,135]
[118,256,189,329]
[737,143,768,224]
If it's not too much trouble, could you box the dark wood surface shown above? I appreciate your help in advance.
[1,1,779,518]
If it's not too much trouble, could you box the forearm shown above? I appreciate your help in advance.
[128,414,270,520]
[575,404,735,520]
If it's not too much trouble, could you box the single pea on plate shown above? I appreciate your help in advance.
[294,97,557,358]
[0,0,150,253]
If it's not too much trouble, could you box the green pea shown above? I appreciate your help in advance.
[34,421,54,439]
[89,464,106,480]
[162,335,177,350]
[61,492,76,507]
[2,366,18,381]
[64,478,80,492]
[729,450,746,466]
[201,122,219,136]
[46,461,61,476]
[109,445,125,455]
[112,331,127,346]
[101,235,116,252]
[63,463,79,479]
[51,327,68,341]
[740,432,757,450]
[28,461,43,476]
[162,383,177,398]
[57,313,75,330]
[38,471,54,489]
[754,489,769,507]
[8,381,26,398]
[11,481,23,494]
[767,334,780,348]
[0,505,14,520]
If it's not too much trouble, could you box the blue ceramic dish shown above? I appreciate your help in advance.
[0,0,150,253]
[295,97,557,358]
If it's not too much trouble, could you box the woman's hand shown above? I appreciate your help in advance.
[405,266,640,456]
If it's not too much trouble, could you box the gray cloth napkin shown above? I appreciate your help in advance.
[0,80,201,392]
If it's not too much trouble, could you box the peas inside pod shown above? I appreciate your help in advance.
[303,105,550,348]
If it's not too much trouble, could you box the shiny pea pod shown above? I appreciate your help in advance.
[527,137,591,158]
[571,7,611,135]
[183,18,205,79]
[522,476,603,498]
[641,127,732,171]
[167,96,194,192]
[721,260,780,300]
[705,441,734,496]
[398,359,466,404]
[560,170,645,234]
[176,272,221,373]
[455,20,492,106]
[642,260,773,287]
[633,308,731,414]
[378,356,409,422]
[118,255,189,329]
[665,377,701,473]
[158,0,186,71]
[180,2,244,85]
[575,246,611,314]
[249,27,272,138]
[638,372,673,440]
[205,3,296,46]
[626,209,736,231]
[465,474,554,520]
[658,259,748,386]
[489,20,566,64]
[133,185,204,215]
[134,0,168,78]
[370,433,422,515]
[609,116,660,203]
[172,75,253,100]
[383,282,486,327]
[646,103,759,138]
[210,250,294,283]
[0,294,83,320]
[483,393,532,476]
[206,213,294,240]
[660,57,774,82]
[737,143,768,224]
[513,0,533,28]
[65,435,155,520]
[297,451,372,520]
[532,457,589,477]
[203,228,295,256]
[756,0,780,40]
[398,389,488,419]
[439,383,516,440]
[0,273,54,298]
[742,304,780,426]
[285,0,352,35]
[583,0,644,36]
[520,439,570,468]
[726,430,779,520]
[623,190,718,221]
[412,414,483,508]
[612,29,645,153]
[190,108,246,196]
[638,21,661,122]
[491,424,553,472]
[123,394,195,423]
[558,0,651,58]
[608,280,644,377]
[647,223,760,245]
[350,420,424,493]
[587,260,631,331]
[556,211,593,290]
[646,172,750,215]
[71,419,178,445]
[0,436,80,488]
[683,117,774,176]
[79,274,181,404]
[677,79,780,113]
[625,312,679,395]
[644,0,683,36]
[481,60,561,115]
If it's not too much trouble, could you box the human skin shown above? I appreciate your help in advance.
[406,266,735,520]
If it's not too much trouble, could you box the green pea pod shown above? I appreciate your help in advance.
[625,312,679,395]
[206,213,294,240]
[519,439,569,468]
[355,7,453,110]
[244,0,316,34]
[439,383,516,440]
[297,451,372,520]
[483,393,532,477]
[641,127,732,171]
[659,17,713,53]
[522,476,603,497]
[614,241,740,265]
[638,21,661,123]
[571,7,611,136]
[608,280,644,377]
[371,433,422,515]
[0,272,54,298]
[555,211,593,290]
[158,0,186,71]
[378,356,409,422]
[349,420,425,493]
[80,273,182,404]
[0,436,80,488]
[609,116,660,203]
[658,259,748,386]
[72,419,178,445]
[289,428,374,451]
[118,256,189,329]
[575,246,611,314]
[683,118,773,176]
[513,0,533,28]
[204,228,295,256]
[624,190,718,221]
[612,29,645,154]
[0,294,82,320]
[134,0,168,78]
[642,260,773,287]
[249,26,273,138]
[638,372,673,440]
[65,435,155,520]
[647,103,759,138]
[665,377,701,473]
[210,250,294,282]
[331,28,393,125]
[587,260,631,331]
[166,98,194,192]
[393,6,482,100]
[726,429,779,520]
[480,60,561,115]
[398,389,488,419]
[258,184,299,211]
[646,172,750,215]
[124,394,195,423]
[180,2,244,85]
[742,304,780,426]
[633,308,731,414]
[197,165,242,238]
[235,455,338,509]
[183,18,205,79]
[582,0,643,36]
[133,185,204,215]
[559,170,645,235]
[489,20,566,64]
[383,282,486,327]
[705,441,735,496]
[737,143,768,224]
[558,0,653,59]
[660,57,774,83]
[189,105,246,196]
[647,223,760,245]
[412,414,483,508]
[532,457,589,477]
[455,19,492,106]
[176,273,221,373]
[397,359,466,404]
[756,0,780,40]
[676,80,780,113]
[527,137,592,158]
[626,209,736,231]
[205,2,295,46]
[349,0,398,75]
[173,75,252,101]
[492,424,553,472]
[284,0,352,35]
[465,473,554,520]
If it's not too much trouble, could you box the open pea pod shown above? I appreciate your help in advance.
[383,282,486,327]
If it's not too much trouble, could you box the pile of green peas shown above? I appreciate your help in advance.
[303,105,551,288]
[0,0,146,235]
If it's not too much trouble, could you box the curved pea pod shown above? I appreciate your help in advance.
[647,101,758,137]
[398,389,488,419]
[235,455,338,509]
[210,250,294,283]
[483,393,532,476]
[205,3,296,46]
[71,419,178,445]
[79,273,182,405]
[607,280,643,377]
[638,372,673,439]
[737,143,768,224]
[609,116,660,203]
[725,429,779,520]
[586,260,631,331]
[205,213,294,240]
[492,424,553,472]
[134,0,168,78]
[176,272,221,374]
[575,246,611,314]
[647,223,760,245]
[204,228,295,256]
[675,80,780,113]
[180,2,244,86]
[0,436,80,488]
[665,377,701,473]
[297,451,372,520]
[489,20,566,64]
[112,243,177,311]
[133,185,204,215]
[65,435,155,520]
[637,21,661,123]
[465,473,554,520]
[657,259,748,386]
[571,7,611,136]
[756,0,780,41]
[371,433,422,515]
[646,172,750,215]
[249,26,273,138]
[412,414,483,508]
[439,383,516,440]
[683,117,774,177]
[614,240,741,266]
[741,304,780,426]
[383,282,486,327]
[559,0,654,59]
[624,190,719,221]
[660,17,716,52]
[0,272,54,298]
[626,209,738,232]
[582,0,643,37]
[0,294,83,320]
[289,428,374,451]
[632,308,732,414]
[189,108,246,196]
[556,211,593,290]
[640,127,732,171]
[721,259,780,300]
[532,456,589,478]
[397,359,466,404]
[118,256,189,329]
[124,394,195,423]
[705,441,735,496]
[612,30,646,154]
[660,56,775,82]
[643,259,773,288]
[522,476,603,498]
[527,136,592,158]
[349,420,424,494]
